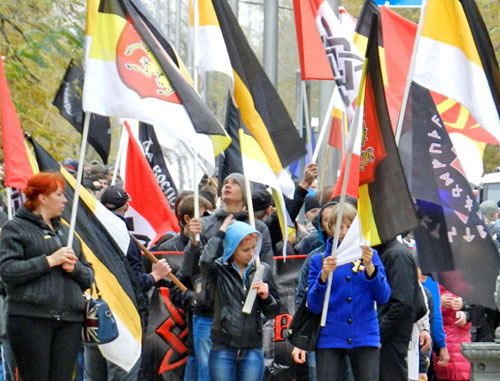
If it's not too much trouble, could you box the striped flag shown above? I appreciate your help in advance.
[379,3,491,185]
[190,0,233,86]
[357,14,417,245]
[83,0,230,155]
[28,136,142,371]
[0,57,34,190]
[211,0,306,175]
[412,0,500,143]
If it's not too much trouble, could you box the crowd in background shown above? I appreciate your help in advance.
[0,158,499,381]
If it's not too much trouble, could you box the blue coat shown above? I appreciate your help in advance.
[307,238,391,349]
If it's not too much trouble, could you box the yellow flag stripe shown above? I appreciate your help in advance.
[421,0,481,67]
[85,0,100,37]
[190,0,220,27]
[234,71,282,173]
[358,184,381,246]
[79,238,142,342]
[89,12,126,61]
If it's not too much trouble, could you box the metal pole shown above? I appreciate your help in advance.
[263,0,278,86]
[175,0,181,52]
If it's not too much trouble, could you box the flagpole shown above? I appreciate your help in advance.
[6,187,13,220]
[40,104,53,128]
[241,169,264,315]
[67,111,91,248]
[320,60,368,326]
[394,0,427,146]
[111,124,126,186]
[302,80,313,161]
[319,146,330,193]
[320,151,351,326]
[193,144,200,243]
[312,87,337,164]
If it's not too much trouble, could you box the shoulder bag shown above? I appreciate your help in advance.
[82,272,119,345]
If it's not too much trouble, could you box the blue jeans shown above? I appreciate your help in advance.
[183,355,197,381]
[0,338,15,381]
[192,315,212,381]
[83,345,140,381]
[209,346,264,381]
[307,350,317,381]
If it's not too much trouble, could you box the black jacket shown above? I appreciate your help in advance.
[0,207,92,322]
[180,208,273,318]
[374,239,421,344]
[200,231,280,348]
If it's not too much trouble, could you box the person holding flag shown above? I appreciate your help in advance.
[84,185,172,380]
[0,172,92,381]
[307,203,390,381]
[199,217,279,381]
[182,172,274,380]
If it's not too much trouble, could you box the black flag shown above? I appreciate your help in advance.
[137,122,178,208]
[53,60,111,164]
[399,82,500,309]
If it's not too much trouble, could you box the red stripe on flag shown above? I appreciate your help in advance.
[332,153,359,200]
[293,0,333,80]
[0,58,33,189]
[328,113,344,151]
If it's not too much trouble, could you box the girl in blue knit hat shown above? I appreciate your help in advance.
[200,215,280,381]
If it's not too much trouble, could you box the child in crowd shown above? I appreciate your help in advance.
[200,216,280,381]
[307,203,391,381]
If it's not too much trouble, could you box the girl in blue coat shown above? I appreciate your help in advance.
[307,203,390,381]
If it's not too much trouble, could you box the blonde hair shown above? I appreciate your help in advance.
[325,203,357,238]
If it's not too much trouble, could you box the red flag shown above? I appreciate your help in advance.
[123,121,179,247]
[331,153,359,199]
[293,0,333,80]
[0,58,33,189]
[380,7,416,132]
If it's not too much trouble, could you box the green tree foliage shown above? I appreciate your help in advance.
[0,0,85,162]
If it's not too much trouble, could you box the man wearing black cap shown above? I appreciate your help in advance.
[100,186,172,291]
[84,186,172,380]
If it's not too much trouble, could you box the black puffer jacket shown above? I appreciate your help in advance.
[0,207,92,322]
[200,229,280,349]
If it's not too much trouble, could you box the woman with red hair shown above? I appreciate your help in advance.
[0,172,92,380]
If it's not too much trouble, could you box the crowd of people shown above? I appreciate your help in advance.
[0,159,498,381]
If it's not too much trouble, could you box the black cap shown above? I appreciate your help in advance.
[304,196,320,213]
[100,186,130,211]
[252,187,272,212]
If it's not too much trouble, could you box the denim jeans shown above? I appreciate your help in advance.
[306,350,317,381]
[0,338,15,381]
[209,346,264,381]
[192,315,212,381]
[83,345,140,381]
[183,355,197,381]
